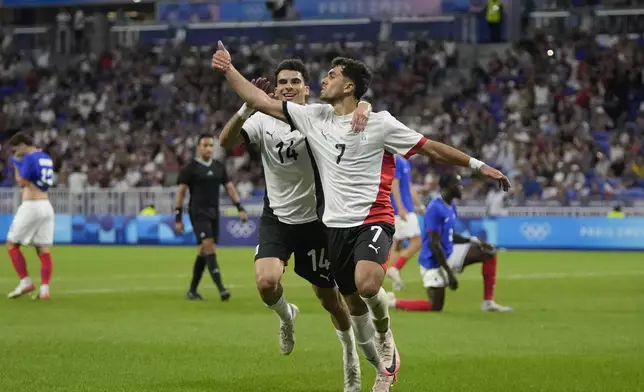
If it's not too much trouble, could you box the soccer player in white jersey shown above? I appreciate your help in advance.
[6,133,56,300]
[212,41,511,388]
[218,59,372,392]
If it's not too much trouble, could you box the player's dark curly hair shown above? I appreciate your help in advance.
[331,57,372,99]
[197,134,213,143]
[8,132,34,146]
[274,59,309,83]
[439,172,461,189]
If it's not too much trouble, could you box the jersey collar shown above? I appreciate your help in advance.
[195,157,213,167]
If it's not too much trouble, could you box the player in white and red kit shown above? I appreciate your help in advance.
[218,61,370,392]
[211,41,511,389]
[6,132,56,300]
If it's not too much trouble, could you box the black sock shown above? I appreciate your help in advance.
[189,254,207,293]
[205,253,225,292]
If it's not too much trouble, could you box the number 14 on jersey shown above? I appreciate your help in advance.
[307,248,330,271]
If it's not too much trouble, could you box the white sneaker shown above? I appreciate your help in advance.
[375,330,400,376]
[343,351,361,392]
[33,285,50,300]
[481,300,513,312]
[7,279,35,299]
[372,371,396,392]
[386,267,404,291]
[279,303,299,355]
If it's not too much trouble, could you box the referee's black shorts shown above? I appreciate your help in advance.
[190,213,219,244]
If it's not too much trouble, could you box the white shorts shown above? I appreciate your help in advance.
[7,200,55,246]
[393,212,421,240]
[420,244,471,288]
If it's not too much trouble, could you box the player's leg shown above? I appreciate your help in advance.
[388,213,422,288]
[202,237,229,300]
[196,216,228,300]
[292,219,361,391]
[312,286,361,392]
[352,224,401,379]
[461,245,512,312]
[328,232,383,377]
[388,266,447,311]
[255,218,298,355]
[385,238,404,290]
[187,215,208,299]
[6,204,37,299]
[393,235,421,269]
[33,245,52,299]
[30,202,56,300]
[186,246,207,300]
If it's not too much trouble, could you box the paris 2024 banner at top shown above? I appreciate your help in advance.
[153,0,479,23]
[155,0,476,23]
[0,0,474,19]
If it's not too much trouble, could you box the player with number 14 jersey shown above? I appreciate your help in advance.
[6,133,56,300]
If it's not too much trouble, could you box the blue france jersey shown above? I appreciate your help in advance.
[12,151,54,192]
[418,197,457,269]
[390,156,415,215]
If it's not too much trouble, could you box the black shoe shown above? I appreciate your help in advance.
[186,291,204,300]
[220,289,231,301]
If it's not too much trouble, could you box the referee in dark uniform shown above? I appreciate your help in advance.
[175,134,248,301]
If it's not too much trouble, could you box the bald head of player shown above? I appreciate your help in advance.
[274,59,310,105]
[439,173,464,202]
[197,134,215,161]
[9,132,37,159]
[320,57,372,105]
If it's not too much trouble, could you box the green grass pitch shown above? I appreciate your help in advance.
[0,247,642,392]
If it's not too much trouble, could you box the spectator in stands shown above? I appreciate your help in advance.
[0,26,642,206]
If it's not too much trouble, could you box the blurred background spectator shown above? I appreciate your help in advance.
[0,0,642,207]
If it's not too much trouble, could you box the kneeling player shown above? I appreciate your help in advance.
[6,133,56,300]
[388,173,512,312]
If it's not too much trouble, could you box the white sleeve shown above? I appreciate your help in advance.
[382,112,428,158]
[241,113,263,146]
[282,101,327,136]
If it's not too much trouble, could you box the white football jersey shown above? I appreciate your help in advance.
[282,101,427,228]
[242,111,320,225]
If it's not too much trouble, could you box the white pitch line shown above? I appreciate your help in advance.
[33,270,644,296]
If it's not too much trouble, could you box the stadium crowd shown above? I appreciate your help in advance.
[0,28,643,202]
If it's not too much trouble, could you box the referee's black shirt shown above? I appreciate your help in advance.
[177,158,229,219]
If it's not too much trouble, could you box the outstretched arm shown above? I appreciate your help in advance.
[212,41,285,122]
[383,115,511,191]
[416,140,510,191]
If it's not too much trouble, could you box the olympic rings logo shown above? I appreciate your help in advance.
[520,223,551,241]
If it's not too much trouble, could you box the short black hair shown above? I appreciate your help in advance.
[8,132,34,147]
[439,172,461,189]
[197,134,213,144]
[331,57,372,99]
[274,59,309,83]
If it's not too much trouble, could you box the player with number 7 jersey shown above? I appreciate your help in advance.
[212,44,512,391]
[219,60,374,392]
[6,132,56,300]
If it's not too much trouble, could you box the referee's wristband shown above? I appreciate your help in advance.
[174,207,183,223]
[234,202,245,213]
